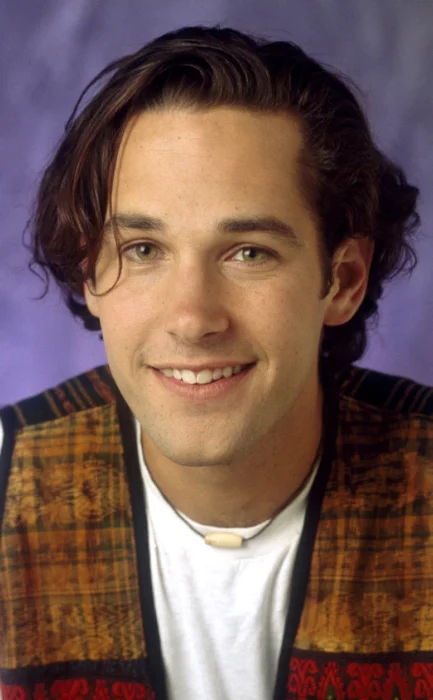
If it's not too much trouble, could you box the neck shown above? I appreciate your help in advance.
[141,375,324,528]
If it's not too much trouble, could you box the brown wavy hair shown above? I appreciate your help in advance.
[27,25,420,365]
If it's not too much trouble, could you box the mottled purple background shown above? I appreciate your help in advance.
[1,0,432,407]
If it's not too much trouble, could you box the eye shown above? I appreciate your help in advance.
[121,242,158,261]
[232,246,274,265]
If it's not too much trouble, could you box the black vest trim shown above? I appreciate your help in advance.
[272,364,343,700]
[116,390,168,700]
[0,657,150,683]
[0,405,20,535]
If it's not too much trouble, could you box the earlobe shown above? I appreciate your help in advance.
[324,237,374,328]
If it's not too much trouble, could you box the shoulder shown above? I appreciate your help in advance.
[0,365,119,531]
[332,365,433,481]
[0,366,124,536]
[336,363,433,418]
[0,365,119,495]
[0,365,118,466]
[0,364,117,431]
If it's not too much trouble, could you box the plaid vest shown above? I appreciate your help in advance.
[1,363,433,700]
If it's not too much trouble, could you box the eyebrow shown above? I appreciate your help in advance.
[103,213,301,248]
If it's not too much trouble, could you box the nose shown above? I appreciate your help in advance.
[163,262,230,343]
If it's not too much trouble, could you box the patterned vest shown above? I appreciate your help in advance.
[0,363,433,700]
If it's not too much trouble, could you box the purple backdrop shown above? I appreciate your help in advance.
[1,0,432,407]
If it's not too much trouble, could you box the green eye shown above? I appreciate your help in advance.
[234,247,270,263]
[123,243,158,261]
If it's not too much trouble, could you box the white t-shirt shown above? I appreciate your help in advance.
[0,417,318,699]
[136,418,318,700]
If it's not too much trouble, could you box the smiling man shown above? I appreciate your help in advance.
[1,26,433,700]
[86,107,361,531]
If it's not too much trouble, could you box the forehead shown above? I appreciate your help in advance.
[114,107,305,196]
[109,107,317,248]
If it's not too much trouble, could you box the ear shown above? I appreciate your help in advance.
[324,236,374,327]
[83,281,101,319]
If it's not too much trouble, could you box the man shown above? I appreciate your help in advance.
[0,25,432,700]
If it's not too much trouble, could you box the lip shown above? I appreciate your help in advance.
[151,363,255,402]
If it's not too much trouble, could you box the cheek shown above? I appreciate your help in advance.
[97,296,144,355]
[266,282,325,355]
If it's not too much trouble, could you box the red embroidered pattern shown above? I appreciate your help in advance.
[52,680,90,700]
[0,681,155,700]
[288,658,319,697]
[317,662,346,700]
[413,664,433,699]
[1,664,432,700]
[0,686,27,700]
[287,657,433,699]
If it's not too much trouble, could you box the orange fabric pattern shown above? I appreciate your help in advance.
[294,394,433,653]
[0,402,146,667]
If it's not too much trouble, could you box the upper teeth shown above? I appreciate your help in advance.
[160,365,244,384]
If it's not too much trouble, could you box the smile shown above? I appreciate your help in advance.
[152,363,256,402]
[158,364,249,385]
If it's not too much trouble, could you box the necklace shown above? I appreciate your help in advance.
[152,441,322,549]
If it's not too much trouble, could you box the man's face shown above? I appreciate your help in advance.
[85,107,338,468]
